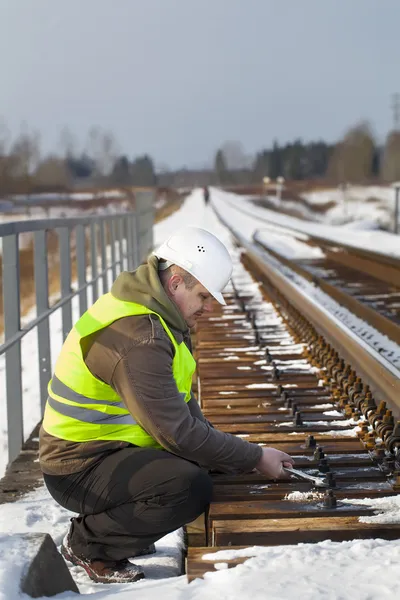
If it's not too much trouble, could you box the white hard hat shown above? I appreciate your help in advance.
[153,226,233,305]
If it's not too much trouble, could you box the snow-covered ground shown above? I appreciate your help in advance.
[261,184,399,230]
[301,185,397,228]
[215,187,400,258]
[1,484,400,600]
[1,188,400,599]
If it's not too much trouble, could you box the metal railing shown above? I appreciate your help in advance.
[0,191,154,466]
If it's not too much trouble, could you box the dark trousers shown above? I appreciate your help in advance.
[43,447,213,561]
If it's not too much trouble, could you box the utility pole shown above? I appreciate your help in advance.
[390,96,400,232]
[392,182,400,234]
[276,176,285,202]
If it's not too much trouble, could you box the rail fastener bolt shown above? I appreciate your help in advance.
[323,489,337,509]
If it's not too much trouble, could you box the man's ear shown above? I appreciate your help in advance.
[168,274,182,296]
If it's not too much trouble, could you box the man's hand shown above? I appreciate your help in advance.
[255,447,294,479]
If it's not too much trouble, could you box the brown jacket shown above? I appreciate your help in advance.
[39,256,262,475]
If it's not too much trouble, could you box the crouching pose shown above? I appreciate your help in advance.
[39,226,293,583]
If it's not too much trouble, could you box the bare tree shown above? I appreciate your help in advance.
[11,123,41,179]
[0,118,10,155]
[86,126,119,176]
[220,140,248,170]
[59,126,77,158]
[327,122,375,184]
[0,119,14,196]
[381,131,400,182]
[35,155,70,189]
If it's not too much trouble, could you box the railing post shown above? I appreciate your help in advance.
[57,227,72,340]
[394,185,400,235]
[110,218,117,281]
[2,234,23,464]
[135,190,155,263]
[125,216,134,271]
[130,213,139,268]
[34,230,52,414]
[90,221,99,302]
[76,224,88,316]
[99,220,108,293]
[118,217,126,271]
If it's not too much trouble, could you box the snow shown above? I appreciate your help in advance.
[246,383,284,389]
[284,490,325,502]
[288,428,359,437]
[1,187,400,598]
[211,187,400,259]
[0,486,184,600]
[343,495,400,524]
[301,185,397,229]
[255,230,326,260]
[196,539,400,599]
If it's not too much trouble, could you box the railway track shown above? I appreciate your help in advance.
[253,228,400,350]
[212,194,400,368]
[185,227,400,582]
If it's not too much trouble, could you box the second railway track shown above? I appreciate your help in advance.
[253,227,400,349]
[185,224,400,582]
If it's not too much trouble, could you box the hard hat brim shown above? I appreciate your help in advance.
[211,290,226,305]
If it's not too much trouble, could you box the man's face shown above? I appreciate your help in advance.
[171,278,214,328]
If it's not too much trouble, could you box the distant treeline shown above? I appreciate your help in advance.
[1,120,400,196]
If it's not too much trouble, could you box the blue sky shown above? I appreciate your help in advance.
[1,0,399,168]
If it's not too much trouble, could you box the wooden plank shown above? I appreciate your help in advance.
[198,353,307,363]
[211,516,400,546]
[184,512,207,547]
[202,396,332,408]
[225,434,366,453]
[214,423,353,434]
[203,406,338,415]
[208,500,376,521]
[200,376,319,388]
[201,382,323,392]
[210,464,382,486]
[208,413,346,424]
[212,481,395,502]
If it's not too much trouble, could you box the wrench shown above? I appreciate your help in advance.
[283,466,329,488]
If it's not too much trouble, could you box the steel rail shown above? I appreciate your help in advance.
[253,232,400,346]
[216,195,400,283]
[213,204,400,419]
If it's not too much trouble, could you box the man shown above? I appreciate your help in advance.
[39,226,293,584]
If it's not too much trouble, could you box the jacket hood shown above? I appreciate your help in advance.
[111,255,188,334]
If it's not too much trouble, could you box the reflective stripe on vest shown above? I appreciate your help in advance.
[42,294,196,446]
[47,397,137,425]
[51,375,127,409]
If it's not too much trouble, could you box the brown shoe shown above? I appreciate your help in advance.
[61,529,144,584]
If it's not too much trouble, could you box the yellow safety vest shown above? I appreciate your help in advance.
[42,293,196,447]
